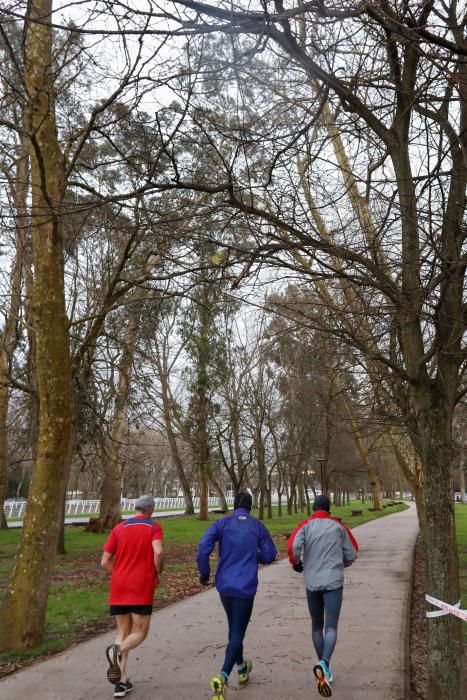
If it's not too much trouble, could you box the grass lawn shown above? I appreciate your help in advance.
[0,500,405,671]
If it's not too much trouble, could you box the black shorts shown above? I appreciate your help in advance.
[110,604,153,616]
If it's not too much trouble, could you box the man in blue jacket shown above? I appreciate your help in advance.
[197,491,277,700]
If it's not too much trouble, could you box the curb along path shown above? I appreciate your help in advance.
[0,505,418,700]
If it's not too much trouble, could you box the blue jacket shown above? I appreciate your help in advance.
[197,508,277,598]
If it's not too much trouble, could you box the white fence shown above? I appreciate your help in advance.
[4,496,236,520]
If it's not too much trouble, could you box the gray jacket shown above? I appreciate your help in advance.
[289,513,358,591]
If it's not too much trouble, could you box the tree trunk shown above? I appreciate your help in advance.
[298,472,306,513]
[390,433,426,527]
[56,495,66,555]
[94,418,126,529]
[207,464,228,511]
[194,386,210,518]
[0,373,11,530]
[194,280,210,522]
[346,410,382,509]
[277,469,283,516]
[94,312,137,531]
[460,467,465,505]
[158,361,194,515]
[251,484,259,509]
[197,452,209,520]
[324,374,383,510]
[92,256,158,531]
[304,479,311,516]
[231,407,248,490]
[334,485,339,506]
[420,405,463,699]
[266,472,273,519]
[255,426,267,521]
[0,0,74,651]
[95,465,123,531]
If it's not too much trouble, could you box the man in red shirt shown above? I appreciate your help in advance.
[101,494,164,698]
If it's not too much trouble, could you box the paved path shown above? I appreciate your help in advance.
[0,505,418,700]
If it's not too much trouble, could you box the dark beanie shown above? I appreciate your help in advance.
[313,495,331,512]
[234,491,253,511]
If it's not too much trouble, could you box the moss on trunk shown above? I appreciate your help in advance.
[0,0,74,651]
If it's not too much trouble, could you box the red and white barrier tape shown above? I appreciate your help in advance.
[425,594,467,622]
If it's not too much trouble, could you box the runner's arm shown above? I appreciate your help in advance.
[101,551,114,573]
[258,522,277,564]
[101,527,118,572]
[153,539,165,575]
[343,529,358,566]
[287,521,306,565]
[196,521,219,578]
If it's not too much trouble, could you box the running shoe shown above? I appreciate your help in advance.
[238,659,253,684]
[114,680,133,697]
[313,662,332,697]
[210,674,227,700]
[106,643,122,684]
[319,659,333,683]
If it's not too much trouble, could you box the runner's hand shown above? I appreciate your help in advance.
[292,560,304,573]
[199,574,210,586]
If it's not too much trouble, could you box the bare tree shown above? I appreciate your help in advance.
[134,4,464,694]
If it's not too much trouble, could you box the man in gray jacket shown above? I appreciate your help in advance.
[288,495,358,697]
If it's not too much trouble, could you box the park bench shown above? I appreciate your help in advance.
[351,509,363,516]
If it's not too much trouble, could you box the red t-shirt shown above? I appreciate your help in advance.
[104,515,163,605]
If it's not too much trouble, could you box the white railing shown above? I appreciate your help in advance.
[4,495,237,520]
[120,496,236,512]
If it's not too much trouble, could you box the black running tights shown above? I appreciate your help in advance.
[219,594,254,677]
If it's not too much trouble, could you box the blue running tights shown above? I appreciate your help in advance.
[306,587,343,663]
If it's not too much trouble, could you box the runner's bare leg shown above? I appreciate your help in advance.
[119,613,151,658]
[115,614,132,683]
